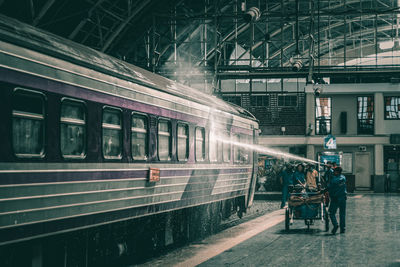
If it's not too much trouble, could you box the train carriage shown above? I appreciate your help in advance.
[0,14,259,264]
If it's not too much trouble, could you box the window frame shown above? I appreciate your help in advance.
[250,95,269,107]
[157,118,172,161]
[384,96,400,120]
[131,112,149,161]
[195,126,206,162]
[177,122,189,162]
[12,87,46,158]
[60,97,87,159]
[315,97,332,135]
[357,96,374,134]
[277,94,298,107]
[102,106,123,160]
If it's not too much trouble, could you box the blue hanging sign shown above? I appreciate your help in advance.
[324,134,337,149]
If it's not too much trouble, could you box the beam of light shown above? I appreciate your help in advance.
[214,135,320,165]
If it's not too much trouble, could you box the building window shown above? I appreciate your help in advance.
[12,88,45,158]
[357,96,374,134]
[102,107,122,159]
[158,120,171,161]
[177,123,189,161]
[278,95,297,107]
[222,95,241,106]
[60,99,86,158]
[195,127,205,161]
[250,95,269,107]
[131,114,148,160]
[385,96,400,119]
[315,97,331,135]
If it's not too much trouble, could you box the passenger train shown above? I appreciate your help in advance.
[0,14,258,265]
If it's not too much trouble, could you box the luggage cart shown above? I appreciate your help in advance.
[285,185,329,231]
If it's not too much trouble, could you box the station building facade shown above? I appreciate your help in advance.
[220,80,400,192]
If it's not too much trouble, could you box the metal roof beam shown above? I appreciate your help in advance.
[101,0,152,52]
[33,0,56,26]
[69,0,106,39]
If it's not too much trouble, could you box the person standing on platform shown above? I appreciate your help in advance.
[322,162,334,207]
[305,164,318,191]
[322,161,334,187]
[328,167,347,234]
[293,164,306,187]
[332,161,337,170]
[280,164,294,208]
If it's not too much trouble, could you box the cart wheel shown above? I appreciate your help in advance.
[324,211,329,232]
[285,208,290,231]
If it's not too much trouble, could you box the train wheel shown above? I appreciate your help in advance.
[285,209,290,231]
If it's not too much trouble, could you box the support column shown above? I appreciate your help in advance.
[307,144,315,161]
[375,144,384,175]
[374,92,384,135]
[305,91,315,136]
[373,144,385,192]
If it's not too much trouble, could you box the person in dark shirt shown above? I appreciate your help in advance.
[322,161,334,187]
[293,164,306,187]
[328,167,347,234]
[280,164,294,208]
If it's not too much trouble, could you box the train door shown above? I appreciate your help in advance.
[247,128,258,208]
[355,152,371,189]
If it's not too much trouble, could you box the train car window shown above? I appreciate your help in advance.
[158,120,171,161]
[131,114,148,160]
[60,99,86,158]
[233,134,241,163]
[177,123,188,161]
[12,88,45,158]
[240,135,250,163]
[102,107,122,159]
[222,132,231,162]
[195,127,205,161]
[209,130,221,162]
[234,134,250,164]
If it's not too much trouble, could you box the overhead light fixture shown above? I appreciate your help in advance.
[243,7,260,23]
[290,55,303,71]
[292,59,303,71]
[313,83,323,96]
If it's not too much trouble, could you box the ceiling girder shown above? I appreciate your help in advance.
[33,0,56,26]
[101,0,152,52]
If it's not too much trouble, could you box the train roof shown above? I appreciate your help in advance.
[0,14,256,122]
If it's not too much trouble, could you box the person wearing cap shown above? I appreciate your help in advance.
[280,164,294,208]
[328,166,347,234]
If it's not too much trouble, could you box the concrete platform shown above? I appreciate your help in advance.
[138,193,400,266]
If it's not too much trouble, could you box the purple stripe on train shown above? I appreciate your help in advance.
[0,167,251,185]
